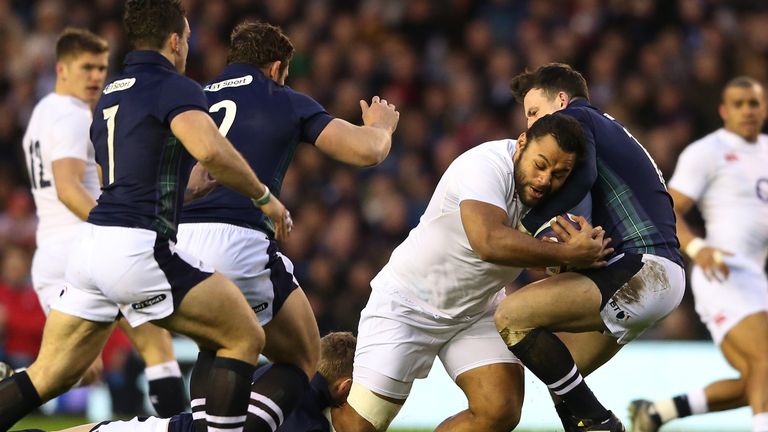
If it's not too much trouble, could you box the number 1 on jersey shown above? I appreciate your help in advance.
[103,105,119,185]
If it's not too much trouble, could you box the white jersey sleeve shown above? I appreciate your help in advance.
[668,138,715,200]
[49,109,93,162]
[454,148,510,212]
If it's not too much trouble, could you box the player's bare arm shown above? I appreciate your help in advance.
[669,188,732,281]
[460,199,611,268]
[51,157,97,220]
[171,109,292,240]
[315,96,400,167]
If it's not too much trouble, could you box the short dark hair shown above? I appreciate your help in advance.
[227,21,294,75]
[722,76,763,101]
[124,0,186,50]
[317,332,356,383]
[510,63,590,104]
[56,28,108,61]
[525,113,587,161]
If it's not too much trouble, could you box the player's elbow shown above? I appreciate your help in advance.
[193,144,223,166]
[468,235,496,262]
[359,127,392,166]
[361,144,390,166]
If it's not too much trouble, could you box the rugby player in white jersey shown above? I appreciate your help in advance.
[630,77,768,432]
[331,113,612,432]
[20,27,188,416]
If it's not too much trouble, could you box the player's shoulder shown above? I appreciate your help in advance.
[455,139,515,171]
[34,93,91,126]
[685,129,727,153]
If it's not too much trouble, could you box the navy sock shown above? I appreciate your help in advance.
[245,363,309,432]
[206,357,255,432]
[507,328,609,422]
[0,371,43,431]
[189,351,216,432]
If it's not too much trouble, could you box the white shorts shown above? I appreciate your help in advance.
[353,287,521,399]
[54,224,213,327]
[592,253,686,344]
[89,416,171,432]
[31,238,75,315]
[691,256,768,345]
[176,223,299,326]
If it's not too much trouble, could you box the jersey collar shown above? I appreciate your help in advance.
[123,50,176,71]
[566,98,591,109]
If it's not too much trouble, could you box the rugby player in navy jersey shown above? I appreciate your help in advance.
[0,2,292,431]
[174,21,398,432]
[493,63,686,431]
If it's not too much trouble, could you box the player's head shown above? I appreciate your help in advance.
[512,113,586,207]
[719,76,767,142]
[317,331,356,406]
[124,0,189,73]
[510,63,590,128]
[55,28,109,105]
[228,21,295,85]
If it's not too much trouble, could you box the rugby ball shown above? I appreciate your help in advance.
[533,213,581,275]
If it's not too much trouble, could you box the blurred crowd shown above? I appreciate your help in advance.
[1,0,767,411]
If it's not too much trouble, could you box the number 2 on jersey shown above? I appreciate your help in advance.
[102,105,119,185]
[209,100,237,136]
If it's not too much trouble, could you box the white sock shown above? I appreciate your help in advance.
[753,412,768,432]
[145,360,182,380]
[687,389,708,414]
[653,399,679,423]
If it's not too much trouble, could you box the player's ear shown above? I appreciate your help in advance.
[558,91,569,108]
[56,61,66,80]
[517,132,527,149]
[336,377,353,401]
[269,61,281,81]
[169,32,181,54]
[718,103,728,123]
[514,132,527,162]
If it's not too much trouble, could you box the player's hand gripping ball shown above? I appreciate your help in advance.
[533,213,581,275]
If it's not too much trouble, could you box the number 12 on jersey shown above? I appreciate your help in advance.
[102,105,119,185]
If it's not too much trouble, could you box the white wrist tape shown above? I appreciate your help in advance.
[685,237,707,259]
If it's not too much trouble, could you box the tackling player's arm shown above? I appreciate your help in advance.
[171,110,292,240]
[315,96,399,167]
[460,199,610,268]
[669,188,731,281]
[52,158,97,220]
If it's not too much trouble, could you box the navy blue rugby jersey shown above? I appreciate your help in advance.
[522,99,683,266]
[88,51,208,239]
[180,64,334,236]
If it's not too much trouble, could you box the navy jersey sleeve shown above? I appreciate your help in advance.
[286,88,335,144]
[157,76,209,124]
[521,109,597,233]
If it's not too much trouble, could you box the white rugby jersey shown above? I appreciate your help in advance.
[669,128,768,271]
[23,93,100,246]
[371,139,526,319]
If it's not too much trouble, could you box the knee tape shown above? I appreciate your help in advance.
[346,382,404,431]
[498,326,532,347]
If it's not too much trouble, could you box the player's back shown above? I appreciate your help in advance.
[23,93,100,246]
[88,51,207,238]
[181,63,332,234]
[563,99,683,266]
